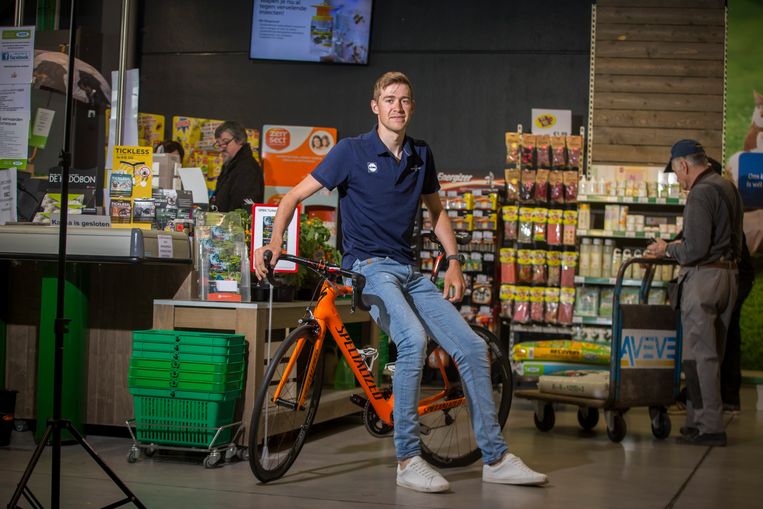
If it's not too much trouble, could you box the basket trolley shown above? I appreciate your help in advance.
[124,330,249,468]
[514,257,683,442]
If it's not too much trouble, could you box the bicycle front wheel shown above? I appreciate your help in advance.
[248,324,324,482]
[420,324,512,468]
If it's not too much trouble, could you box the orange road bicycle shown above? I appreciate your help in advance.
[248,250,512,483]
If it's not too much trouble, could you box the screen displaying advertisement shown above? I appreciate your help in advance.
[250,0,373,64]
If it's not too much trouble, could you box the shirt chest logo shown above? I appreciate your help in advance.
[367,162,378,173]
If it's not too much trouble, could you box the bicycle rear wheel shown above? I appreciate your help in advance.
[420,324,512,468]
[249,324,324,482]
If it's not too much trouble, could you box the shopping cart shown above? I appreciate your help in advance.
[514,257,682,442]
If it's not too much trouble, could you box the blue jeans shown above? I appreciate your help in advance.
[352,257,508,464]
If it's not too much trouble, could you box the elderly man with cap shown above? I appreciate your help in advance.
[646,139,743,446]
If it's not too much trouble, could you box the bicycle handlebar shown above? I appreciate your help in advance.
[262,250,370,312]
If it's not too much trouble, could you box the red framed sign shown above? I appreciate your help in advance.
[251,203,300,273]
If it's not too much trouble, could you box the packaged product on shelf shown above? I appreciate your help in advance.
[575,287,599,317]
[419,251,434,273]
[546,208,563,245]
[521,134,536,168]
[516,361,607,377]
[550,135,567,170]
[501,299,512,319]
[449,211,473,231]
[620,287,639,305]
[563,170,578,203]
[505,132,521,167]
[505,168,521,201]
[565,135,583,170]
[621,248,633,279]
[590,239,603,278]
[530,287,545,322]
[133,198,156,223]
[475,306,494,330]
[578,203,591,230]
[511,339,611,365]
[500,284,514,319]
[536,135,551,169]
[512,286,531,323]
[548,170,565,204]
[546,250,562,286]
[603,205,618,231]
[518,207,534,243]
[579,238,592,277]
[538,370,609,400]
[474,210,498,230]
[561,251,578,287]
[473,190,498,210]
[502,205,519,241]
[535,169,549,203]
[517,249,533,283]
[445,191,473,210]
[602,239,615,278]
[500,248,517,283]
[544,287,560,324]
[532,249,548,284]
[611,247,623,278]
[558,287,576,324]
[532,207,548,242]
[110,199,132,224]
[472,281,493,305]
[618,206,629,231]
[563,210,578,245]
[648,288,667,306]
[631,249,644,279]
[599,288,614,318]
[520,167,536,203]
[465,251,483,272]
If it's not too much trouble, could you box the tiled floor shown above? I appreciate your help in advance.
[0,387,760,509]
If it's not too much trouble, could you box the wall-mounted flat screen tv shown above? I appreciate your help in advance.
[250,0,373,65]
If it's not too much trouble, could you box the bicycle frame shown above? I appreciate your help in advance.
[270,279,466,426]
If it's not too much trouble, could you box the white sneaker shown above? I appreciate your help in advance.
[396,456,450,493]
[483,453,548,485]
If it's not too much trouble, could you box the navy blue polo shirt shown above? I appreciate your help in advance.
[311,126,440,269]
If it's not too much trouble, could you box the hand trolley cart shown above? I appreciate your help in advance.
[514,258,682,442]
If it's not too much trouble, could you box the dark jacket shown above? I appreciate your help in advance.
[213,143,264,212]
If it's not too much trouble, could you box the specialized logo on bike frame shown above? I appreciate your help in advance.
[367,162,378,173]
[335,324,385,400]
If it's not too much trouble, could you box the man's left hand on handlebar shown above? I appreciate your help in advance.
[253,244,282,281]
[443,262,465,303]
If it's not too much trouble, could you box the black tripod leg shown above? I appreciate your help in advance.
[7,424,55,508]
[64,422,147,509]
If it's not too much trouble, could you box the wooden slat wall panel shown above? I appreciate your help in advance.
[596,75,723,95]
[596,109,723,130]
[596,58,723,78]
[597,25,723,43]
[591,1,725,166]
[600,0,724,7]
[596,7,724,26]
[595,92,723,112]
[596,41,723,60]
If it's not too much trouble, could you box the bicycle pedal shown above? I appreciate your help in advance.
[275,397,299,410]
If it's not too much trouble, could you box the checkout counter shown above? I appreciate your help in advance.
[1,224,376,443]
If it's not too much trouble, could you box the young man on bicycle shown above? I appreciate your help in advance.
[253,71,548,493]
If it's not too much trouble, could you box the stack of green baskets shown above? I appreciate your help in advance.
[129,330,247,448]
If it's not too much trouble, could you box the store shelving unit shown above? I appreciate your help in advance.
[572,171,684,329]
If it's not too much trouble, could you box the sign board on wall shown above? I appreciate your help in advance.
[262,125,337,187]
[531,108,572,136]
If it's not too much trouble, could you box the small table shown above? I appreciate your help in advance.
[152,298,379,442]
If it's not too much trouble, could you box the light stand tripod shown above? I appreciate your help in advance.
[7,2,145,508]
